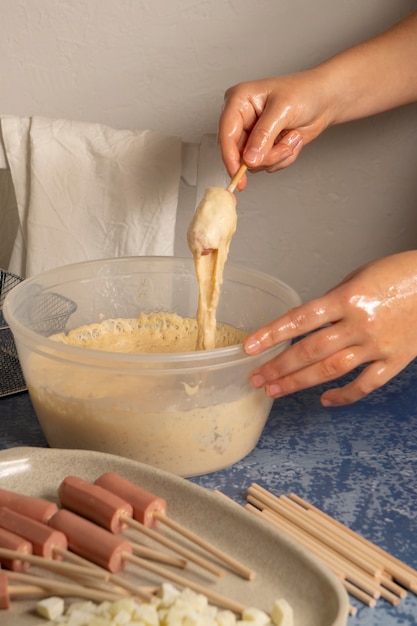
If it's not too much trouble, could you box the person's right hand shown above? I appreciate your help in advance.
[218,71,334,189]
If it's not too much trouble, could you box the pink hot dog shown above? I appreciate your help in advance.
[95,472,167,528]
[58,475,133,534]
[0,527,33,572]
[48,509,132,573]
[0,507,67,559]
[0,487,58,523]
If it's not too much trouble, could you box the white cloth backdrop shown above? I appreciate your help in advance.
[0,116,182,277]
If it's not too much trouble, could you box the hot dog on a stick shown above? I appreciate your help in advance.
[0,506,148,599]
[48,508,244,612]
[0,528,32,573]
[95,472,255,580]
[59,476,223,578]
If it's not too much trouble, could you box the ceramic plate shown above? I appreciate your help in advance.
[0,447,348,626]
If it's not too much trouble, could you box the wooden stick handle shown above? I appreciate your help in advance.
[124,552,246,614]
[0,547,109,581]
[227,164,248,192]
[153,512,256,580]
[7,571,124,603]
[124,516,225,578]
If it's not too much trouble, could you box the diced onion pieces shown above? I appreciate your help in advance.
[35,596,65,620]
[34,585,293,626]
[271,598,294,626]
[241,607,271,625]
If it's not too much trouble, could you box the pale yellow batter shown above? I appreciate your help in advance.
[28,312,270,478]
[51,312,247,353]
[187,187,237,350]
[28,305,268,477]
[28,372,272,476]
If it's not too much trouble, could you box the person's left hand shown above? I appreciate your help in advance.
[244,251,417,406]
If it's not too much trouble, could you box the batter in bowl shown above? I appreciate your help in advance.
[51,312,248,353]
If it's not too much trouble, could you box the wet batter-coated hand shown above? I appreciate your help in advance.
[218,10,417,188]
[244,252,417,406]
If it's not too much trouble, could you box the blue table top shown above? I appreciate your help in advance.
[1,360,417,625]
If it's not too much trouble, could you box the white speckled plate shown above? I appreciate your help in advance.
[0,447,348,626]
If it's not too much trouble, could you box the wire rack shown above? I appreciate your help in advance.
[0,270,26,397]
[0,269,77,398]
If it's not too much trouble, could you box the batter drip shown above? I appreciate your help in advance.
[187,187,237,350]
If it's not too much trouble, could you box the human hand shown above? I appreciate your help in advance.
[218,71,332,189]
[244,251,417,406]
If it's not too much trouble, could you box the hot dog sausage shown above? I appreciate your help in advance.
[48,509,132,573]
[58,475,224,576]
[96,473,255,580]
[0,528,32,572]
[0,487,57,523]
[58,475,133,534]
[0,508,67,559]
[95,472,166,528]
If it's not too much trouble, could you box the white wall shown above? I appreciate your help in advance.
[2,0,417,301]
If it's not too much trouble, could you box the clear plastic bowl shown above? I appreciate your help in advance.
[3,256,301,477]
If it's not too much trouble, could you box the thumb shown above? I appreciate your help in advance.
[242,126,274,167]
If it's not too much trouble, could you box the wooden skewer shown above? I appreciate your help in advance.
[251,485,409,590]
[0,544,148,600]
[123,551,247,614]
[247,485,414,610]
[127,539,187,569]
[55,533,237,609]
[247,487,383,578]
[54,546,153,601]
[5,584,46,597]
[121,518,225,578]
[276,495,386,576]
[288,492,417,592]
[0,547,110,581]
[245,504,361,614]
[214,489,363,616]
[379,574,408,599]
[227,164,248,193]
[246,502,382,603]
[7,570,126,603]
[152,511,256,580]
[0,574,51,609]
[5,583,48,600]
[342,580,377,609]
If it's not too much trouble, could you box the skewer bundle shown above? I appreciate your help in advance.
[244,484,417,615]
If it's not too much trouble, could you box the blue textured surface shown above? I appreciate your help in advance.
[1,359,417,624]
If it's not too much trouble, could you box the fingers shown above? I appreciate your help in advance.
[243,128,304,171]
[320,355,413,406]
[249,322,364,395]
[218,83,305,183]
[249,334,413,406]
[251,345,364,397]
[244,299,335,356]
[320,366,381,407]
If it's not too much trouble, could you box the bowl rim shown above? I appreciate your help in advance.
[3,256,301,370]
